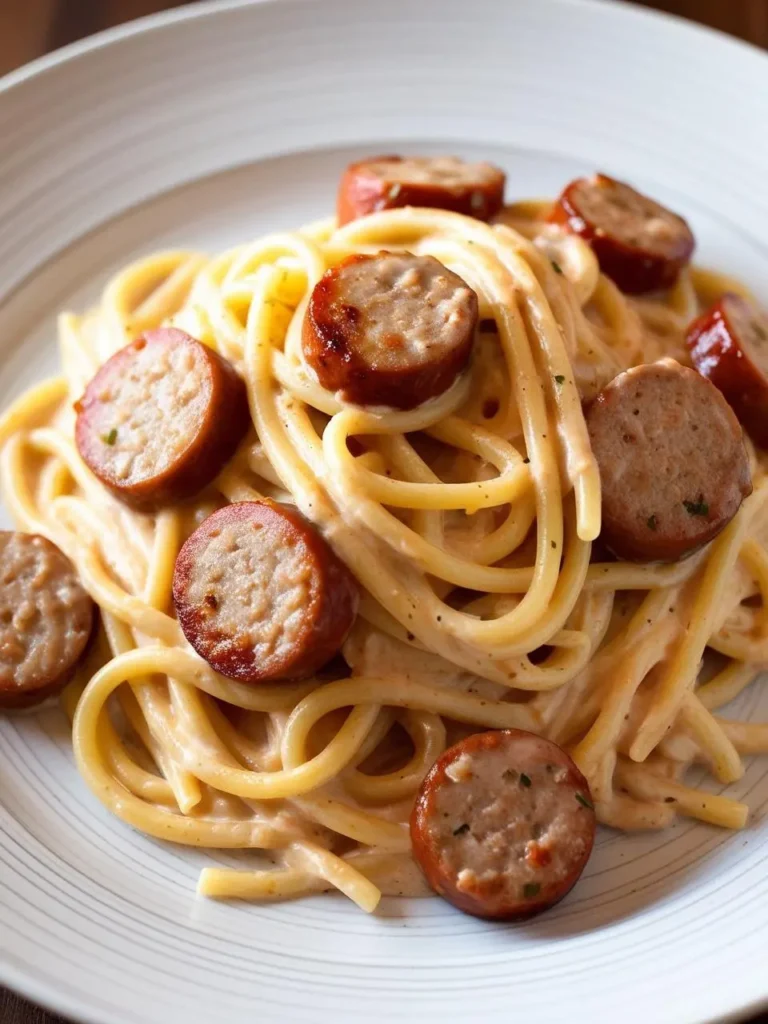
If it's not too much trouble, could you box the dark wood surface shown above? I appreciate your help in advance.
[1,1,767,1022]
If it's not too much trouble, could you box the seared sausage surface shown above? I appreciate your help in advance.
[337,155,506,226]
[172,500,359,683]
[410,729,596,920]
[549,174,695,293]
[586,359,752,562]
[303,252,478,409]
[687,293,768,448]
[0,532,94,709]
[75,328,250,510]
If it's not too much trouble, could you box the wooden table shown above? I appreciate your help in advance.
[1,1,767,1021]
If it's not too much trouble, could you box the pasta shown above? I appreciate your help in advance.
[2,187,767,915]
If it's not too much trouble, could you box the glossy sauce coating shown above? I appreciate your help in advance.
[686,293,768,448]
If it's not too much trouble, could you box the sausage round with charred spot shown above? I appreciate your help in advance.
[172,500,359,683]
[410,729,596,920]
[586,359,752,562]
[302,251,478,409]
[75,328,250,511]
[337,155,506,226]
[0,532,95,710]
[549,174,695,294]
[686,293,768,448]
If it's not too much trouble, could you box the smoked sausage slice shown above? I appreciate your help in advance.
[75,328,250,511]
[0,532,94,709]
[686,293,768,448]
[586,359,751,562]
[337,155,505,226]
[549,174,694,294]
[172,501,358,683]
[303,252,478,409]
[410,729,596,920]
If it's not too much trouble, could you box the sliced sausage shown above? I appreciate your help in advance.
[172,500,358,683]
[337,155,506,226]
[75,328,250,511]
[686,293,768,448]
[0,532,94,709]
[549,174,695,294]
[410,729,596,920]
[303,252,478,409]
[586,358,751,562]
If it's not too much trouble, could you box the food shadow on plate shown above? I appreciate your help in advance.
[374,804,764,937]
[1,699,764,941]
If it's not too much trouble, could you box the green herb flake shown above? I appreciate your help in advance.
[554,374,565,385]
[452,822,470,836]
[520,773,532,788]
[551,260,563,275]
[683,496,709,517]
[647,514,657,531]
[388,183,402,200]
[102,428,118,446]
[523,882,541,899]
[575,792,594,810]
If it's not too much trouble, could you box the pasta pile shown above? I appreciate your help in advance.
[2,201,766,912]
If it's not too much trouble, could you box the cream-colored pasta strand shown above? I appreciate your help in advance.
[0,198,762,916]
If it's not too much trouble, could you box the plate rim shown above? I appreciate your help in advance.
[1,0,766,99]
[1,1,768,1023]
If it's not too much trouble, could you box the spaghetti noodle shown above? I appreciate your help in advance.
[2,190,767,913]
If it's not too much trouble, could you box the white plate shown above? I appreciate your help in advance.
[1,2,768,1022]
